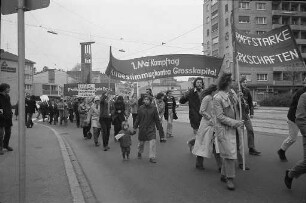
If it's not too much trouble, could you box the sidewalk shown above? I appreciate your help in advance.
[0,120,72,203]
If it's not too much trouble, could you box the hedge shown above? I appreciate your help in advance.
[258,92,291,107]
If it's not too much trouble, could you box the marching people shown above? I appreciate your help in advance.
[138,88,153,106]
[48,100,57,125]
[112,95,126,137]
[130,93,138,125]
[284,91,306,190]
[99,91,113,151]
[278,77,306,161]
[164,90,176,138]
[213,73,244,190]
[87,96,102,146]
[67,98,74,123]
[192,84,221,171]
[79,98,92,139]
[58,98,68,125]
[0,83,14,153]
[116,121,136,160]
[40,101,49,122]
[25,95,37,128]
[73,98,81,128]
[133,94,163,163]
[239,77,261,156]
[155,92,166,142]
[124,96,131,120]
[179,77,204,152]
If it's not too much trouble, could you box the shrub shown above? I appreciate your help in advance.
[258,92,291,107]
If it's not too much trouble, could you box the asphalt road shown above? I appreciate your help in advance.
[42,110,306,203]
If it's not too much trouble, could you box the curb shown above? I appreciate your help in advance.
[41,124,86,203]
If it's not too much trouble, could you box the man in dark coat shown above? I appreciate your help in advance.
[25,95,37,128]
[240,77,261,156]
[133,94,162,163]
[179,77,204,151]
[0,83,14,153]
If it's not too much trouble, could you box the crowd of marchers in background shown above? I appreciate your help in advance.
[1,73,306,193]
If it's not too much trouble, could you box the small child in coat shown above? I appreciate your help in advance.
[116,121,136,160]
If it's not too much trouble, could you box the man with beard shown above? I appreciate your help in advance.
[180,77,204,152]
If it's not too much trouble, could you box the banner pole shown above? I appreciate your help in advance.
[236,59,246,171]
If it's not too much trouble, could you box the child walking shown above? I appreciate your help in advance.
[116,121,136,160]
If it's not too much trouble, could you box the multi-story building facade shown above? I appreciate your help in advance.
[203,0,306,101]
[33,69,78,97]
[0,50,35,104]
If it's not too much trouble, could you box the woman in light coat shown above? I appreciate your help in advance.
[213,73,244,191]
[192,84,221,170]
[87,96,101,146]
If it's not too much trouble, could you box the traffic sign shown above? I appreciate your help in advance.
[1,0,50,15]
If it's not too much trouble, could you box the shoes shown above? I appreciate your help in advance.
[249,148,261,156]
[239,164,250,170]
[284,170,293,189]
[4,146,13,151]
[149,158,157,163]
[160,139,167,143]
[277,149,288,162]
[166,134,174,138]
[106,146,110,150]
[226,178,235,190]
[0,151,4,155]
[95,142,100,147]
[220,175,227,183]
[137,152,142,159]
[196,165,205,170]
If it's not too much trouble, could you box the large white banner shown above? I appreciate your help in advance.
[77,84,95,97]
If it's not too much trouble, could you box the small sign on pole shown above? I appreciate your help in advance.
[1,0,50,15]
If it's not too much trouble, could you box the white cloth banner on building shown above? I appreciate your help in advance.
[78,84,96,97]
[115,83,134,98]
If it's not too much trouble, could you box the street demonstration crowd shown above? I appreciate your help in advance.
[0,72,306,191]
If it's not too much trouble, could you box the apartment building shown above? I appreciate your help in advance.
[203,0,306,101]
[0,49,35,104]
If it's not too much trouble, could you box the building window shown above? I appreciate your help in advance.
[207,29,210,37]
[212,36,219,45]
[211,10,218,19]
[206,16,210,23]
[51,85,57,91]
[25,84,32,90]
[239,2,250,10]
[225,32,229,40]
[225,18,229,26]
[239,16,250,23]
[207,41,210,49]
[256,17,267,24]
[212,23,218,32]
[225,4,228,12]
[256,3,266,10]
[257,31,266,35]
[212,50,219,57]
[257,74,268,81]
[206,4,210,12]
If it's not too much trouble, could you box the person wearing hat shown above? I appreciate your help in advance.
[87,96,102,146]
[278,77,306,161]
[239,77,261,156]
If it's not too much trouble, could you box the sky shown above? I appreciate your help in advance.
[1,0,204,80]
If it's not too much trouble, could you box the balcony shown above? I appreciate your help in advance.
[290,24,306,31]
[296,39,306,45]
[272,10,306,17]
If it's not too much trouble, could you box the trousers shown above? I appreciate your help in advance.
[138,139,156,159]
[281,119,299,151]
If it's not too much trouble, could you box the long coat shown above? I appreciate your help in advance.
[79,103,90,127]
[134,104,162,141]
[87,104,101,128]
[179,88,202,130]
[213,90,242,159]
[0,93,13,127]
[192,95,216,158]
